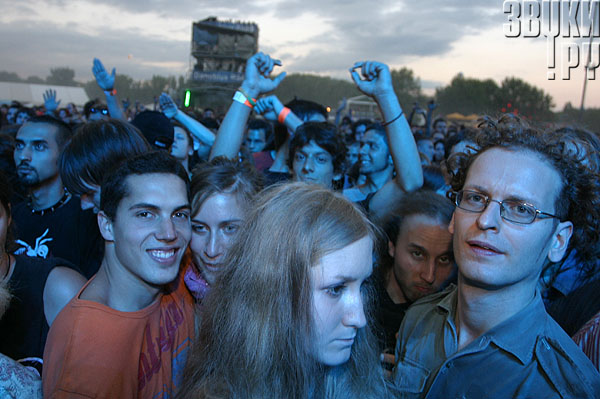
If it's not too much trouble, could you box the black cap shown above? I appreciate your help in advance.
[131,110,174,150]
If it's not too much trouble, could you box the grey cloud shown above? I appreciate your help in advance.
[50,0,271,20]
[0,0,513,83]
[0,19,189,81]
[279,0,504,74]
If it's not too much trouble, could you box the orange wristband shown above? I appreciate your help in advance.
[278,107,291,124]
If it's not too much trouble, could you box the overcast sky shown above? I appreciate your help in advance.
[1,0,599,110]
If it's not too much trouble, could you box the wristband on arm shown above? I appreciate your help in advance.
[278,107,291,124]
[104,88,117,96]
[233,91,255,109]
[236,87,257,107]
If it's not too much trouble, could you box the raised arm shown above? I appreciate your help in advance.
[209,52,286,160]
[159,93,215,146]
[92,58,126,121]
[43,89,61,116]
[254,95,303,135]
[349,61,423,218]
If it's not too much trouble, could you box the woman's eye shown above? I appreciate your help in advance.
[325,284,345,298]
[224,224,239,234]
[192,224,207,233]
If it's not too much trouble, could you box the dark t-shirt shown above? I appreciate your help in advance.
[12,194,103,278]
[0,255,78,361]
[374,271,410,353]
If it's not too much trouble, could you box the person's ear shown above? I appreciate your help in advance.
[448,211,456,235]
[547,221,573,263]
[97,211,115,242]
[388,240,396,258]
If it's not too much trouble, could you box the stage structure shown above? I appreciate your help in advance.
[188,17,259,110]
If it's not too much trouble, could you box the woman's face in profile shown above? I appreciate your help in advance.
[309,236,373,366]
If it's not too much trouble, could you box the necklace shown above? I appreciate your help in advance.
[29,189,72,216]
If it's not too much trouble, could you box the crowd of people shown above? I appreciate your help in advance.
[0,52,600,398]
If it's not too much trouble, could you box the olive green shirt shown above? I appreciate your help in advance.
[393,285,600,398]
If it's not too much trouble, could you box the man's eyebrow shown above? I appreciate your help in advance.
[129,203,160,212]
[465,184,533,204]
[464,184,489,194]
[15,139,47,144]
[128,203,190,212]
[173,204,191,212]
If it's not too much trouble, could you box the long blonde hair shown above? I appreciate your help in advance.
[178,182,389,398]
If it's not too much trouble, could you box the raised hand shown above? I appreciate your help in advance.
[92,58,116,91]
[43,89,61,113]
[254,95,284,122]
[159,93,178,119]
[349,61,394,100]
[241,52,286,98]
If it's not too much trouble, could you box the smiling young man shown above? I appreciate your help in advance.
[392,116,600,398]
[43,152,195,398]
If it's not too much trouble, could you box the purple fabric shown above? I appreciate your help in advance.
[184,264,210,301]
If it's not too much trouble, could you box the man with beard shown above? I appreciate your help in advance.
[12,116,102,277]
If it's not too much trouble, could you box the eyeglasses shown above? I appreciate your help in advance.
[90,107,109,115]
[452,190,559,224]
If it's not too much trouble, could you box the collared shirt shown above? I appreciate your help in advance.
[393,285,600,399]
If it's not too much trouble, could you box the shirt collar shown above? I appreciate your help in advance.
[481,290,546,365]
[436,286,547,365]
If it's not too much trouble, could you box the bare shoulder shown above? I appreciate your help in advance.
[43,266,87,326]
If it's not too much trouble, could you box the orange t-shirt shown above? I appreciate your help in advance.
[42,271,195,398]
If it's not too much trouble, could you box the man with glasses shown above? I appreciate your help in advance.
[392,116,600,398]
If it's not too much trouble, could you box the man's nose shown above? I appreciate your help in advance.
[16,146,32,161]
[302,157,315,173]
[476,200,502,231]
[420,261,436,284]
[156,217,177,241]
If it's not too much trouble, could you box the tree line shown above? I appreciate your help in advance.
[1,66,598,131]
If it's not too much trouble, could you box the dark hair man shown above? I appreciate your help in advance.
[376,190,455,352]
[392,116,600,398]
[12,116,103,278]
[432,117,447,136]
[43,151,195,398]
[288,122,346,188]
[245,118,272,153]
[59,119,151,214]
